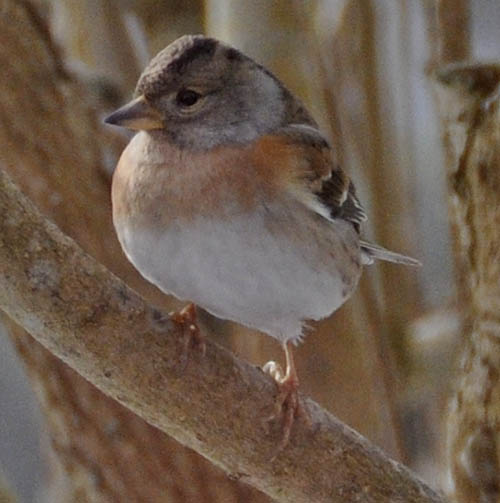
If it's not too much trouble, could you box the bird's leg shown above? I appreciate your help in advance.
[169,303,205,365]
[263,341,309,451]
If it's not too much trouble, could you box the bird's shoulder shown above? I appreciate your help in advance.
[252,124,367,230]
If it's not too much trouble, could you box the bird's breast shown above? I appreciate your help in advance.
[114,199,361,341]
[111,131,291,233]
[111,132,363,340]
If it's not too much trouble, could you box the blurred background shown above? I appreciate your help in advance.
[0,0,498,501]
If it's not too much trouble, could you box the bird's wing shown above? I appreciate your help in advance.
[271,124,420,266]
[275,124,366,231]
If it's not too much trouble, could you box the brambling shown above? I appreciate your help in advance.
[105,34,419,449]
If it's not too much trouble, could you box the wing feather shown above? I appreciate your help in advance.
[277,124,366,230]
[269,125,420,266]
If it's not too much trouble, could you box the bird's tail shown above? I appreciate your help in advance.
[360,240,421,266]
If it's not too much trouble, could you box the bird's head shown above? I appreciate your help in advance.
[104,35,289,151]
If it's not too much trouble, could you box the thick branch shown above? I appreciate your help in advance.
[436,63,500,503]
[0,169,444,503]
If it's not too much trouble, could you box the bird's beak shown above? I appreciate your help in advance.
[104,95,163,131]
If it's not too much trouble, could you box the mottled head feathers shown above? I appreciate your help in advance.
[135,35,219,98]
[124,35,316,150]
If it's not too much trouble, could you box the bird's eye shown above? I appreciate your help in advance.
[176,89,201,107]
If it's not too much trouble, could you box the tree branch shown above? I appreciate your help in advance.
[0,169,444,503]
[436,62,500,503]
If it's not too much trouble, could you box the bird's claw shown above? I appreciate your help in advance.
[170,303,205,368]
[262,358,310,456]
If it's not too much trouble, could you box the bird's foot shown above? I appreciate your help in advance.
[262,359,309,454]
[170,303,205,367]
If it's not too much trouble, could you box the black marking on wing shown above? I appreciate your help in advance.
[316,174,367,231]
[276,124,367,231]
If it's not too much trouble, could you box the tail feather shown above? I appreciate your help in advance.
[360,240,421,267]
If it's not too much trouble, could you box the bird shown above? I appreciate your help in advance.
[105,34,420,449]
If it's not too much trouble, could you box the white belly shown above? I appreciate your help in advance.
[115,205,362,343]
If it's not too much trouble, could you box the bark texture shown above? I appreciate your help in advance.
[437,63,500,503]
[435,2,500,501]
[0,165,447,503]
